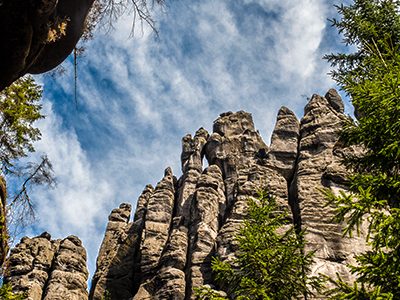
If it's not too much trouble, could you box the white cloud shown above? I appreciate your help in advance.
[27,101,114,272]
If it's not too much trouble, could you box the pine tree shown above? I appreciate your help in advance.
[0,76,55,267]
[324,0,400,298]
[196,190,321,300]
[0,76,43,170]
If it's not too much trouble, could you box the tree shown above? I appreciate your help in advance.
[0,76,55,266]
[196,190,321,300]
[85,0,164,36]
[324,0,400,298]
[0,76,43,170]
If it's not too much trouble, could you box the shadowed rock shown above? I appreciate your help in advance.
[90,203,134,300]
[186,165,225,298]
[0,0,95,90]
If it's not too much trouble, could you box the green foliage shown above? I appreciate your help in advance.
[194,286,228,300]
[0,76,55,266]
[324,0,400,298]
[101,290,111,300]
[0,76,43,171]
[196,190,321,300]
[0,284,25,300]
[325,0,400,85]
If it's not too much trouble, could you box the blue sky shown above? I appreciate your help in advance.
[19,0,350,279]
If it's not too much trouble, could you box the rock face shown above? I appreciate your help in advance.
[293,93,368,284]
[86,90,366,299]
[4,233,88,300]
[5,90,367,299]
[0,0,95,90]
[89,202,139,300]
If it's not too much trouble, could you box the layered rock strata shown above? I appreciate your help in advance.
[5,90,367,299]
[4,233,88,300]
[89,202,138,299]
[293,92,368,282]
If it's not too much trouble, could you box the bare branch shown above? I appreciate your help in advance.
[82,0,164,40]
[6,155,55,234]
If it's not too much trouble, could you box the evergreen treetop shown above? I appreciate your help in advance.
[196,190,321,300]
[325,0,400,298]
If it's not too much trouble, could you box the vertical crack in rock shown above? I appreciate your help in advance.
[290,92,368,293]
[181,128,209,175]
[133,128,210,300]
[288,142,302,232]
[89,200,142,300]
[150,128,209,300]
[4,233,57,299]
[185,165,225,299]
[267,106,300,225]
[205,111,267,211]
[131,185,154,296]
[177,128,209,222]
[139,168,176,276]
[134,185,154,223]
[133,168,177,299]
[42,236,88,300]
[89,185,154,300]
[267,106,300,182]
[207,110,298,271]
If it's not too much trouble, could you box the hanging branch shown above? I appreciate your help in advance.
[7,155,55,228]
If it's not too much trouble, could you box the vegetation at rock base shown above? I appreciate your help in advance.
[196,190,321,300]
[0,284,25,300]
[324,0,400,298]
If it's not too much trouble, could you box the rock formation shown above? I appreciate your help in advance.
[4,90,368,299]
[0,0,95,90]
[4,233,88,300]
[293,92,368,283]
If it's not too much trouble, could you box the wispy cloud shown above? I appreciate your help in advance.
[23,0,340,276]
[27,101,115,266]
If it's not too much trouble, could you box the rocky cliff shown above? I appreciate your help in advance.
[4,90,368,299]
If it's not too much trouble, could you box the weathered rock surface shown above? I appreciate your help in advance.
[291,94,368,285]
[89,203,137,300]
[187,165,225,298]
[43,236,88,300]
[5,90,368,299]
[4,233,88,300]
[0,0,95,90]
